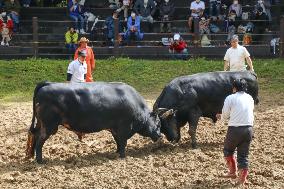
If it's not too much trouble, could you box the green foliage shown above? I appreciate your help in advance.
[0,58,283,101]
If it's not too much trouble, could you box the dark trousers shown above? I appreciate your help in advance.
[223,126,253,169]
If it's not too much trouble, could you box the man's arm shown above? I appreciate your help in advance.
[245,56,254,71]
[224,60,229,71]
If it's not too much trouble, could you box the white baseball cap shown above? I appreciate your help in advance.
[173,34,180,40]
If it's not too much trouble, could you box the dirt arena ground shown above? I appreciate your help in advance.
[0,93,283,189]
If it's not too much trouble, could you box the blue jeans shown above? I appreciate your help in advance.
[69,14,84,30]
[66,43,77,53]
[9,12,20,24]
[169,49,189,60]
[125,31,141,42]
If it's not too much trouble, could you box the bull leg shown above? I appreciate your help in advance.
[188,109,201,149]
[35,125,58,163]
[111,130,128,158]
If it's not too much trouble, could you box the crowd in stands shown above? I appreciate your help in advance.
[0,0,282,58]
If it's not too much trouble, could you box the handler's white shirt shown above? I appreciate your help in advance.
[224,44,250,71]
[190,1,205,17]
[221,92,254,127]
[67,59,87,83]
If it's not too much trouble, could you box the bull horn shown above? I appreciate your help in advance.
[161,109,175,119]
[154,108,169,115]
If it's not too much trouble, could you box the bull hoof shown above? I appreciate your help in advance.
[36,159,46,164]
[191,143,197,149]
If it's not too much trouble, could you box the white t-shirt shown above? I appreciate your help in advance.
[67,59,87,83]
[190,1,205,17]
[224,44,250,71]
[221,92,254,127]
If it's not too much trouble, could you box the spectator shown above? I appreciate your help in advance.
[4,0,20,32]
[254,0,271,22]
[116,0,132,21]
[199,16,210,35]
[68,0,86,34]
[217,79,254,186]
[253,7,269,41]
[105,10,121,45]
[159,0,174,33]
[22,0,31,7]
[188,0,205,32]
[209,0,221,18]
[228,0,242,19]
[124,12,143,44]
[65,27,78,53]
[0,14,13,46]
[67,50,87,83]
[224,35,254,71]
[134,0,156,31]
[169,33,189,60]
[74,37,95,82]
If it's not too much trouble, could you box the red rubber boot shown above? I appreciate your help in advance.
[222,156,237,179]
[236,168,248,186]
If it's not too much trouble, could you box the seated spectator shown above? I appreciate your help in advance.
[124,12,143,44]
[254,0,271,22]
[188,0,205,32]
[209,0,221,18]
[169,33,189,60]
[159,0,174,33]
[4,0,20,32]
[105,10,121,45]
[199,16,210,35]
[22,0,31,7]
[253,7,269,41]
[65,27,78,53]
[0,15,13,46]
[116,0,132,21]
[228,0,242,19]
[68,0,86,34]
[134,0,156,31]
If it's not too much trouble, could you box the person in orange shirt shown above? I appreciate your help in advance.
[74,37,95,82]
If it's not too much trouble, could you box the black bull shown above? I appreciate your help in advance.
[153,71,259,148]
[26,82,162,163]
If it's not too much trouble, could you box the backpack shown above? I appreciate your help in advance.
[201,35,211,47]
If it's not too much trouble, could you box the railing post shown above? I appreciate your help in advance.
[280,16,284,58]
[114,18,119,58]
[32,17,39,59]
[193,17,200,47]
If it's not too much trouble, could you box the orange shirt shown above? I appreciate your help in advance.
[74,46,95,82]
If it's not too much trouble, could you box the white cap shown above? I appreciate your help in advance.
[173,34,180,40]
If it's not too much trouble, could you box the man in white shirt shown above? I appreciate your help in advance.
[217,79,254,186]
[188,0,205,32]
[67,50,87,83]
[224,35,254,72]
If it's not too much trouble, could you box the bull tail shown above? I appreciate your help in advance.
[26,81,51,159]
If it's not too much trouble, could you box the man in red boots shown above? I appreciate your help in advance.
[217,79,255,186]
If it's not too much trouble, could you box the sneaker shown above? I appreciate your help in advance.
[1,41,4,46]
[5,42,9,46]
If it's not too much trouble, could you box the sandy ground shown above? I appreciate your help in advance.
[0,95,283,189]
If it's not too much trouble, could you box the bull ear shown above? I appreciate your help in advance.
[161,109,175,119]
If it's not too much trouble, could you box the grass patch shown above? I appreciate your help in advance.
[0,58,283,102]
